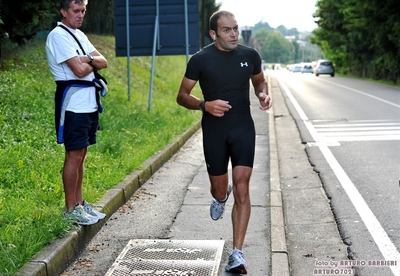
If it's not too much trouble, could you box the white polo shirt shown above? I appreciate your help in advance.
[46,22,97,113]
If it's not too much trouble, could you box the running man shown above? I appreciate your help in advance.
[176,10,272,274]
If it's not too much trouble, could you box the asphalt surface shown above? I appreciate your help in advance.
[16,73,348,276]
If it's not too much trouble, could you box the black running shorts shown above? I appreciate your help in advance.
[201,112,256,176]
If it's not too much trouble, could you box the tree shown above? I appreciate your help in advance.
[200,0,221,47]
[276,25,299,37]
[0,0,58,45]
[252,29,292,63]
[252,21,273,35]
[291,40,301,63]
[311,0,400,83]
[263,31,292,63]
[81,1,114,35]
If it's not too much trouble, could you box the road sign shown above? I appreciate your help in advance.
[114,0,200,57]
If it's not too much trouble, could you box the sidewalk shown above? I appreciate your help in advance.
[17,72,347,276]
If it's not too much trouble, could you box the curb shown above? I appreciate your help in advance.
[16,121,201,276]
[268,74,290,276]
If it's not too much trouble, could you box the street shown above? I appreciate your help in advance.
[273,70,400,276]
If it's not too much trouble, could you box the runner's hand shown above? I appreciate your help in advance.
[205,100,232,117]
[258,93,272,111]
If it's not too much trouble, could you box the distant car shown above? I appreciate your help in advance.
[292,64,302,73]
[315,60,334,77]
[301,64,313,74]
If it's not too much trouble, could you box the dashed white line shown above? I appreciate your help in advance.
[313,121,400,142]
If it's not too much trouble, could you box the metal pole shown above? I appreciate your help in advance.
[126,0,131,101]
[148,0,160,111]
[148,15,158,111]
[184,0,189,63]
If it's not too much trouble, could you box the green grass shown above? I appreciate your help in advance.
[0,35,202,275]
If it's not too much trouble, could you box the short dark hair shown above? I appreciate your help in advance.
[209,10,235,31]
[60,0,88,11]
[60,0,88,19]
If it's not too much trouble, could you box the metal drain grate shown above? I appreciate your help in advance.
[105,239,225,276]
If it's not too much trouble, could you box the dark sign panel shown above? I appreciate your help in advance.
[241,30,252,45]
[114,0,200,56]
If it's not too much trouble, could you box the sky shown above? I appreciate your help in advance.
[217,0,319,32]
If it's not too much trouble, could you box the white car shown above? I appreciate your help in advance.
[292,64,302,73]
[315,60,335,77]
[301,64,314,74]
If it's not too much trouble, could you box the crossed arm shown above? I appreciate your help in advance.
[66,50,108,78]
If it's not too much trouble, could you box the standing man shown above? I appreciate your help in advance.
[176,10,272,274]
[46,0,108,225]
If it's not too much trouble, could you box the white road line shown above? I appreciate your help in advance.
[277,77,400,275]
[320,135,400,142]
[314,122,400,141]
[320,131,399,136]
[320,79,400,109]
[314,123,400,128]
[316,127,400,131]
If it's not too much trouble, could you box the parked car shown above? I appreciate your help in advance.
[315,60,334,77]
[301,63,314,74]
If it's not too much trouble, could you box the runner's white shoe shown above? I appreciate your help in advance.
[225,248,248,274]
[210,182,232,220]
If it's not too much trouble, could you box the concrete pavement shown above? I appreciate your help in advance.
[16,72,348,276]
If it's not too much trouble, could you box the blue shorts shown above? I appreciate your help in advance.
[63,111,98,151]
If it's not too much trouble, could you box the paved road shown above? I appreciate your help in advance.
[274,70,400,276]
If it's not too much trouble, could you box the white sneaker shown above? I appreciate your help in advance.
[210,182,232,220]
[63,205,99,226]
[225,248,247,274]
[82,200,106,220]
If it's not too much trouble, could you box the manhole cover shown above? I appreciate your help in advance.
[105,239,225,276]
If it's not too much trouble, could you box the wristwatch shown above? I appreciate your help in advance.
[87,54,94,64]
[199,101,206,113]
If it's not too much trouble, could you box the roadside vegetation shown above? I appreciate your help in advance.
[311,0,400,83]
[0,35,201,275]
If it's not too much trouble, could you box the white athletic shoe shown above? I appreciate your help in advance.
[210,182,232,220]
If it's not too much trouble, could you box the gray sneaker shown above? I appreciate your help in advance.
[63,205,99,226]
[210,182,233,220]
[82,200,106,220]
[225,248,248,274]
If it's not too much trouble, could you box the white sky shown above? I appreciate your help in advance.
[217,0,318,32]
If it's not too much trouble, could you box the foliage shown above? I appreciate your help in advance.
[81,0,114,35]
[251,28,320,64]
[0,0,58,45]
[0,35,201,275]
[276,25,300,37]
[252,21,273,35]
[260,30,292,64]
[311,0,400,83]
[199,0,221,47]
